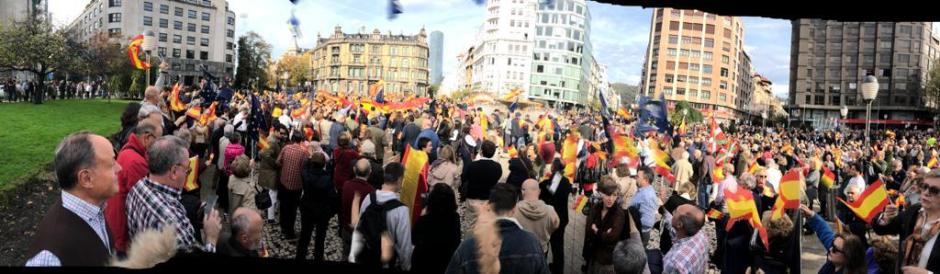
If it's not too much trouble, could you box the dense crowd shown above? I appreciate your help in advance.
[20,61,940,274]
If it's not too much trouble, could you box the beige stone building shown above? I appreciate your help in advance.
[309,26,430,97]
[639,8,748,122]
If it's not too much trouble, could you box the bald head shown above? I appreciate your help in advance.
[354,158,372,178]
[232,208,263,251]
[521,179,540,200]
[672,204,705,238]
[144,86,161,104]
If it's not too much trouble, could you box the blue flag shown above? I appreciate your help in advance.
[389,0,403,19]
[374,87,385,104]
[599,89,610,118]
[508,98,518,113]
[288,11,301,38]
[473,0,486,5]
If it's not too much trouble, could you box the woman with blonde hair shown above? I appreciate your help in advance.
[429,145,461,190]
[228,155,257,216]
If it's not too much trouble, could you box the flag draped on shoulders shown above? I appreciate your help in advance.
[183,156,199,192]
[401,145,429,225]
[724,188,769,250]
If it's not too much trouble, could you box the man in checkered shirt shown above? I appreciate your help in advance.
[126,136,221,252]
[662,204,709,274]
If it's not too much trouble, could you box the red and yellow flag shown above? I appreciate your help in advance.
[401,145,430,225]
[616,107,631,120]
[929,157,938,169]
[127,34,150,70]
[185,105,202,119]
[257,136,270,151]
[198,102,218,126]
[724,188,769,250]
[169,83,186,112]
[707,208,724,220]
[770,169,802,220]
[821,167,836,189]
[562,133,580,183]
[837,180,889,224]
[573,194,589,212]
[712,164,725,184]
[183,156,199,192]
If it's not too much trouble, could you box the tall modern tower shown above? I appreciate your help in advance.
[429,31,444,86]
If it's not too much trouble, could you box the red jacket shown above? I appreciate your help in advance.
[332,147,360,191]
[105,133,149,253]
[339,178,374,233]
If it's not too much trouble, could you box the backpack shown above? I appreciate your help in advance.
[354,191,405,269]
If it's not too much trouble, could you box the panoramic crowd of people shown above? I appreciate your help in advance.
[20,61,940,274]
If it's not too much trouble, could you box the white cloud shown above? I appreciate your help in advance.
[772,84,790,100]
[48,0,90,27]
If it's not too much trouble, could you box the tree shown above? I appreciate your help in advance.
[0,17,73,104]
[669,100,704,124]
[234,32,272,91]
[428,84,439,98]
[273,52,310,88]
[926,58,940,114]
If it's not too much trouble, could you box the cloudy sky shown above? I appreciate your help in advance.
[49,0,793,98]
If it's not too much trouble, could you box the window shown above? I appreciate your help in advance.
[831,96,841,105]
[880,41,891,49]
[706,24,715,34]
[701,90,711,99]
[665,74,674,83]
[898,54,910,63]
[226,42,233,50]
[157,47,166,56]
[187,36,195,45]
[108,13,121,23]
[226,29,234,38]
[107,28,121,37]
[815,95,825,105]
[174,21,182,30]
[200,38,209,46]
[664,88,674,95]
[703,65,713,73]
[158,32,167,42]
[689,63,700,71]
[720,81,728,89]
[703,52,713,60]
[676,88,686,95]
[536,65,544,73]
[175,7,183,17]
[144,2,152,11]
[668,35,678,44]
[188,10,197,19]
[721,55,729,64]
[187,23,196,32]
[702,78,712,85]
[200,51,208,60]
[720,68,729,77]
[160,4,169,14]
[143,16,152,26]
[173,34,181,43]
[201,25,209,34]
[202,12,210,21]
[227,17,235,25]
[186,50,194,59]
[172,48,181,58]
[159,18,168,28]
[704,38,714,47]
[667,48,677,56]
[109,0,121,7]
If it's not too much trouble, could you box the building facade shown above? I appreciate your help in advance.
[751,73,786,118]
[309,26,430,97]
[429,30,444,86]
[462,0,537,100]
[639,8,747,121]
[789,20,940,128]
[529,0,595,107]
[68,0,236,84]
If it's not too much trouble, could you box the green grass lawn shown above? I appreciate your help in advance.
[0,99,130,189]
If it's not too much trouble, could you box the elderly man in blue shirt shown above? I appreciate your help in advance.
[628,166,660,247]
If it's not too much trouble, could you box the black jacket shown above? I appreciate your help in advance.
[300,165,336,218]
[446,219,549,274]
[506,158,533,190]
[873,203,940,273]
[540,175,572,229]
[462,159,503,200]
[412,212,461,274]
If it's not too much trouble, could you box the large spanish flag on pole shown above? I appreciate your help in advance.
[401,145,429,225]
[838,180,889,223]
[725,188,769,250]
[169,83,186,112]
[770,169,803,220]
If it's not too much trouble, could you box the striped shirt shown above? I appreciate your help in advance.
[126,178,199,251]
[25,191,111,267]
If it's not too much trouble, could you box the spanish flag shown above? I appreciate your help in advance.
[929,157,938,169]
[185,105,202,119]
[271,107,283,118]
[616,107,631,120]
[291,107,305,119]
[747,161,761,174]
[837,180,889,223]
[562,133,580,183]
[198,102,218,126]
[169,83,186,112]
[712,164,725,184]
[573,194,589,212]
[257,136,270,151]
[724,188,769,250]
[127,34,150,70]
[769,168,800,221]
[821,167,836,189]
[183,156,199,192]
[401,145,430,225]
[506,145,519,158]
[707,208,724,220]
[500,87,524,101]
[479,113,489,132]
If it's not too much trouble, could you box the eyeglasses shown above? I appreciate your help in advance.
[921,183,940,196]
[829,245,843,255]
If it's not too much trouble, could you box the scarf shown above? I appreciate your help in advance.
[904,209,940,267]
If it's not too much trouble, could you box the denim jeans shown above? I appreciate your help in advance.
[698,184,712,209]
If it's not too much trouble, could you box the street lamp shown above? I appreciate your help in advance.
[142,31,156,87]
[761,110,768,128]
[861,75,879,146]
[840,105,848,129]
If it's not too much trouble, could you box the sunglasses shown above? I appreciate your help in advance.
[921,183,940,196]
[829,245,843,255]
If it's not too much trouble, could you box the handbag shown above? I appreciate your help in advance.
[255,184,272,210]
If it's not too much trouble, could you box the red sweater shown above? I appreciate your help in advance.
[339,178,374,233]
[332,147,360,191]
[105,133,149,253]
